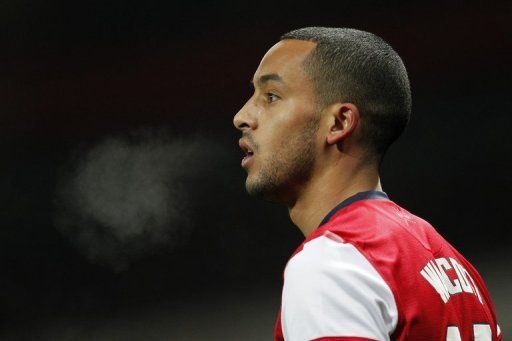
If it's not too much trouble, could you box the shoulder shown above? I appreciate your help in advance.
[322,198,445,260]
[319,199,448,299]
[282,232,398,341]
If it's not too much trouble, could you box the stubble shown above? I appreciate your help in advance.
[246,115,320,202]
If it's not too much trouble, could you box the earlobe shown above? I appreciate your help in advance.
[325,103,359,146]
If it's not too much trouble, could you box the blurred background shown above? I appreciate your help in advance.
[0,0,510,339]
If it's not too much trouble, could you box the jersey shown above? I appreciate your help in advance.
[274,191,502,341]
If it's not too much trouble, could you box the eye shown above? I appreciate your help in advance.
[265,93,280,103]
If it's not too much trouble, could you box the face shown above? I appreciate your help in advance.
[233,39,321,203]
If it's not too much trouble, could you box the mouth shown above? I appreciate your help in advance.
[242,151,254,168]
[239,138,255,168]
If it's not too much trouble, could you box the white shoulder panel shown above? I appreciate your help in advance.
[281,233,398,341]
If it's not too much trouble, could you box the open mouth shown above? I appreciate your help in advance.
[242,149,254,167]
[239,139,254,167]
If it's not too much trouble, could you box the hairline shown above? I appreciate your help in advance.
[280,38,338,109]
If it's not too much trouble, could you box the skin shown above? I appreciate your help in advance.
[233,39,382,237]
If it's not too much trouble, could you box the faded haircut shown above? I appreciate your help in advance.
[281,27,412,164]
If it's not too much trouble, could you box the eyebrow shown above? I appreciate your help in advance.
[250,73,284,87]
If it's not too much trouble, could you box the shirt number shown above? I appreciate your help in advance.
[446,323,492,340]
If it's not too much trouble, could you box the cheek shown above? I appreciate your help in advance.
[257,101,316,152]
[259,126,288,158]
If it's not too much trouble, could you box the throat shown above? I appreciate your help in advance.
[288,174,383,238]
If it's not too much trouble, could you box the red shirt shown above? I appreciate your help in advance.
[274,191,502,341]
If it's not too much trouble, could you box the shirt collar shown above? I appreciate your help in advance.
[318,190,389,227]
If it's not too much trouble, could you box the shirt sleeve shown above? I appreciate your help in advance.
[281,232,398,341]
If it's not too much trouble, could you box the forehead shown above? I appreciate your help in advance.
[253,39,317,85]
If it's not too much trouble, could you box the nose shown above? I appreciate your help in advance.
[233,98,257,131]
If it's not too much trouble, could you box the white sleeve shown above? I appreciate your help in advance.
[281,233,398,341]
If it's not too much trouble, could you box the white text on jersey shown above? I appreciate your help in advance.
[420,257,482,304]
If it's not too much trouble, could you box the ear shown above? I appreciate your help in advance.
[326,103,360,145]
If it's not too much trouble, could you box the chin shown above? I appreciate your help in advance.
[245,176,285,203]
[245,178,266,197]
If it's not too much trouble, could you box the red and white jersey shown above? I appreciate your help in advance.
[274,191,502,341]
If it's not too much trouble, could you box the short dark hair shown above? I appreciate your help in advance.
[281,27,412,164]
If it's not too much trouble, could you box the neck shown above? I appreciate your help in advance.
[288,160,382,237]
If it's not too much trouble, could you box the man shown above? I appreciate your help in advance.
[233,27,502,341]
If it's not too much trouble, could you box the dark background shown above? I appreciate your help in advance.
[1,1,510,339]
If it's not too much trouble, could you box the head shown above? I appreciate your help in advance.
[233,27,411,203]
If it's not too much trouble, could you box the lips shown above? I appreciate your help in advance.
[239,138,254,168]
